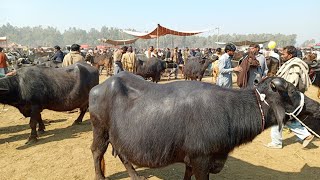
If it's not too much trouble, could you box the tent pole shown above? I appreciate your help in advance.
[157,26,159,50]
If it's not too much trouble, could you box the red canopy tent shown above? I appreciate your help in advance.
[99,38,139,46]
[123,24,207,48]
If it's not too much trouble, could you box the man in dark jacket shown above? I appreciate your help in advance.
[51,45,64,63]
[296,47,303,59]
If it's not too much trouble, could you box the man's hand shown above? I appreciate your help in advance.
[233,66,242,72]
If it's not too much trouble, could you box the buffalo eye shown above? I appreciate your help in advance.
[270,84,277,92]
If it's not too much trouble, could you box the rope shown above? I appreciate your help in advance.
[285,92,319,138]
[285,92,304,118]
[254,89,267,132]
[289,114,320,138]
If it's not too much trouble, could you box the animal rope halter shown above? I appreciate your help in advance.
[285,92,304,118]
[254,89,268,132]
[255,89,305,133]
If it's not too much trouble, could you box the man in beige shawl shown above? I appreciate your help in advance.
[62,44,85,67]
[121,46,136,73]
[266,46,314,149]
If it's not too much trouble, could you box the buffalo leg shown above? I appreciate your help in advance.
[37,114,46,134]
[190,157,210,180]
[183,165,193,180]
[91,126,109,180]
[73,106,88,125]
[118,155,146,180]
[199,76,203,81]
[27,105,41,144]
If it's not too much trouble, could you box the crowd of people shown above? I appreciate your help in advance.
[0,42,317,149]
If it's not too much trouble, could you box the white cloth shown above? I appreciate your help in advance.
[276,57,311,90]
[269,51,280,60]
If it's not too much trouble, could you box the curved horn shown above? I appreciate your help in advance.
[270,78,288,92]
[310,60,318,68]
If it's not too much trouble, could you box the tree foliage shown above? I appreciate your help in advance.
[0,23,297,49]
[301,39,316,47]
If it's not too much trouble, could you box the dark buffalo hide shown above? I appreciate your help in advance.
[0,62,99,143]
[89,71,302,180]
[135,57,166,83]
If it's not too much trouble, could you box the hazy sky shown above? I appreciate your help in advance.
[1,0,319,45]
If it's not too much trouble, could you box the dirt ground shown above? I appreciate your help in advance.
[0,74,320,180]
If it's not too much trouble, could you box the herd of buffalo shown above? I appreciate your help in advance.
[1,52,320,179]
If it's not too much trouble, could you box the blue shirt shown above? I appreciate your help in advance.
[217,53,233,88]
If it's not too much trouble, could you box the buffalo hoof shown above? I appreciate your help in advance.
[25,136,38,144]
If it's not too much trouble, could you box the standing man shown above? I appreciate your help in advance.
[51,45,64,63]
[212,48,224,83]
[145,46,154,58]
[0,47,8,75]
[246,44,268,88]
[62,44,84,67]
[217,44,242,88]
[182,47,190,64]
[266,45,314,149]
[114,46,127,75]
[165,48,171,61]
[121,46,136,73]
[171,47,179,64]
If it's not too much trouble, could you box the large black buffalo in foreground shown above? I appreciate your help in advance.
[0,62,99,144]
[89,72,303,180]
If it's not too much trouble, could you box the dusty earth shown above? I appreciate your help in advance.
[0,73,320,180]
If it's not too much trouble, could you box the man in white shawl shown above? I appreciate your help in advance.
[266,46,314,149]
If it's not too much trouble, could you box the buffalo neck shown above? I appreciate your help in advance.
[226,89,272,148]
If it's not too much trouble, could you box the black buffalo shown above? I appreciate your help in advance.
[0,62,99,144]
[89,71,303,180]
[135,57,166,83]
[184,56,218,81]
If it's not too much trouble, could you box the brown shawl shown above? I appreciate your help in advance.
[237,52,260,88]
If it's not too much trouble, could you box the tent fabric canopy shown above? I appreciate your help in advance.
[232,40,269,46]
[100,38,138,46]
[0,37,7,42]
[123,24,206,39]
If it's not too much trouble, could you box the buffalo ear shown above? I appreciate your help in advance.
[0,88,9,95]
[270,78,288,92]
[271,104,286,131]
